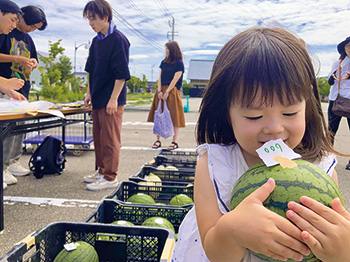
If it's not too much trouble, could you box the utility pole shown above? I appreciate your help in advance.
[151,64,155,82]
[167,16,178,41]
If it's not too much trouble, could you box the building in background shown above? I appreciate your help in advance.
[186,59,214,97]
[187,59,214,88]
[30,51,47,90]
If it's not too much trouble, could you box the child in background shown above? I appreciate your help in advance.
[172,27,350,262]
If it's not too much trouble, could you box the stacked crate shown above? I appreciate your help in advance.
[87,149,197,239]
[0,149,197,262]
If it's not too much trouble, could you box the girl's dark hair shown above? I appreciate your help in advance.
[83,0,113,22]
[21,5,47,31]
[196,27,335,162]
[163,41,183,64]
[339,52,347,60]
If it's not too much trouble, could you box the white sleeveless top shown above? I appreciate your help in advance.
[171,143,337,262]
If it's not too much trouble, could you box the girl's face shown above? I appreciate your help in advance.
[229,95,306,167]
[165,47,169,58]
[345,42,350,58]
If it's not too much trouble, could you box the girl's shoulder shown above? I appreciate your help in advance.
[196,143,237,155]
[313,153,337,177]
[196,143,244,169]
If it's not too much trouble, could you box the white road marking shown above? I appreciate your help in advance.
[4,196,99,208]
[120,146,196,151]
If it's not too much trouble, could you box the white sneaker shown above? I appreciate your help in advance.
[83,171,103,183]
[4,169,18,185]
[86,177,119,191]
[3,182,7,190]
[9,162,30,177]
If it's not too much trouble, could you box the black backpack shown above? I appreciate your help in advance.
[29,135,67,179]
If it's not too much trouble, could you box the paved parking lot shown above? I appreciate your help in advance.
[1,98,350,258]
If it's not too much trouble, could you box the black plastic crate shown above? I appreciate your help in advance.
[157,149,197,162]
[109,181,194,205]
[129,165,195,185]
[86,199,192,233]
[0,222,173,262]
[148,155,197,170]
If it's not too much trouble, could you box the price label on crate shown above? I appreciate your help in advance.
[256,139,301,167]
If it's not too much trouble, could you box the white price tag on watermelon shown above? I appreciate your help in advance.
[256,138,301,167]
[64,242,79,251]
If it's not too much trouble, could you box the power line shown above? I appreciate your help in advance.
[153,0,172,20]
[123,0,159,29]
[112,8,164,52]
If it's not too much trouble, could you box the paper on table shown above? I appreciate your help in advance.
[256,138,301,167]
[0,99,65,118]
[37,110,65,118]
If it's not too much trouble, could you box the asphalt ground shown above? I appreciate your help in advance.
[1,99,350,258]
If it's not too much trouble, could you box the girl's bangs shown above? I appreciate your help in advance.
[227,36,313,108]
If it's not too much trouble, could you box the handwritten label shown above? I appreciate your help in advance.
[64,242,80,251]
[256,139,301,167]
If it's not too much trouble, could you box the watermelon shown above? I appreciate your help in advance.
[53,241,98,262]
[230,159,343,262]
[142,217,175,233]
[145,173,162,185]
[112,220,134,226]
[169,194,194,206]
[165,165,178,170]
[126,193,156,205]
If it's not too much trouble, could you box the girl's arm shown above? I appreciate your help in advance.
[157,69,163,100]
[287,170,350,262]
[163,71,182,100]
[195,153,310,262]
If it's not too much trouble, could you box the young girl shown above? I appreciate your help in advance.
[172,27,350,262]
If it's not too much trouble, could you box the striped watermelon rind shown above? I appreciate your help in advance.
[53,241,98,262]
[142,216,175,233]
[112,220,135,226]
[169,194,194,206]
[230,159,343,262]
[126,193,156,205]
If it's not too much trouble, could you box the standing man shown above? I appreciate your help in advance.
[83,0,130,191]
[0,5,47,186]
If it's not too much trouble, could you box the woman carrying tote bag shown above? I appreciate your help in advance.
[327,36,350,169]
[147,41,185,150]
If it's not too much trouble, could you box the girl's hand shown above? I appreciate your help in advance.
[157,91,163,100]
[342,71,350,80]
[287,197,350,262]
[229,179,310,261]
[164,91,169,100]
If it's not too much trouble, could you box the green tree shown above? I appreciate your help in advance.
[318,77,331,100]
[54,55,73,83]
[127,75,141,93]
[38,40,85,102]
[141,74,148,90]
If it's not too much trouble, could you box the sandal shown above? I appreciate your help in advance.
[152,140,161,149]
[168,142,179,150]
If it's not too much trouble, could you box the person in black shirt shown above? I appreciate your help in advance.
[83,0,130,191]
[147,41,186,150]
[0,5,47,185]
